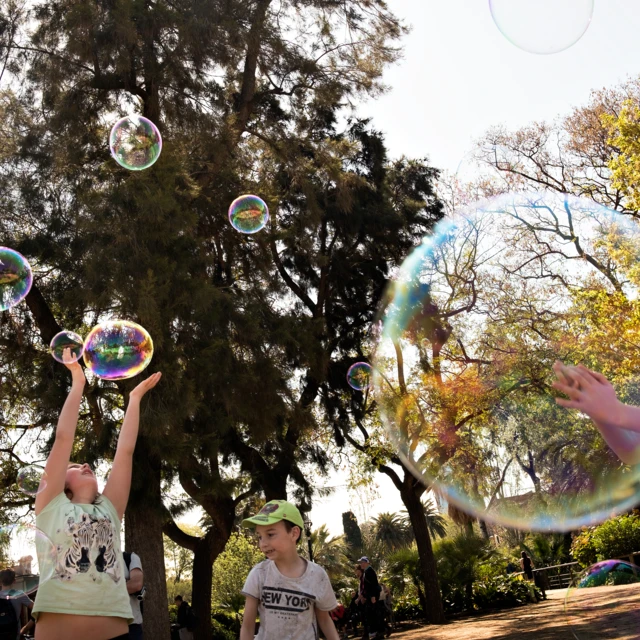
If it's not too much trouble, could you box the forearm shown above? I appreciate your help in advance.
[55,378,85,440]
[240,622,256,640]
[317,611,340,640]
[594,418,640,464]
[612,404,640,433]
[117,397,141,454]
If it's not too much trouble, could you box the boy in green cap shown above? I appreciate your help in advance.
[240,500,341,640]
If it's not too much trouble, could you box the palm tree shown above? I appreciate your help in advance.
[434,532,495,609]
[386,546,428,618]
[308,525,353,589]
[400,498,448,542]
[373,512,412,551]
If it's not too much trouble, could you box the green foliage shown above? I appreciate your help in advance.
[603,99,640,211]
[164,523,202,583]
[571,514,640,567]
[392,593,423,622]
[166,579,193,605]
[211,533,264,614]
[307,525,352,591]
[372,512,412,551]
[473,575,541,611]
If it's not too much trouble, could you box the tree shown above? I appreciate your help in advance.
[307,525,352,589]
[164,523,202,584]
[401,501,447,542]
[434,532,495,610]
[372,512,412,551]
[342,511,363,558]
[603,99,640,211]
[211,532,264,618]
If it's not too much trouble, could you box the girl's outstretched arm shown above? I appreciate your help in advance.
[552,362,640,464]
[103,372,161,520]
[35,349,86,515]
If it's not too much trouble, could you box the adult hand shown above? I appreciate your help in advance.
[130,372,162,401]
[552,362,625,428]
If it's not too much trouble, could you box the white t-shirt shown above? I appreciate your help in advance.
[242,559,337,640]
[123,552,143,625]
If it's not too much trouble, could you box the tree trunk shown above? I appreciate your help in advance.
[191,527,231,640]
[125,436,170,640]
[400,474,446,624]
[416,583,428,619]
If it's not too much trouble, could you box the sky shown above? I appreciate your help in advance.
[306,0,640,537]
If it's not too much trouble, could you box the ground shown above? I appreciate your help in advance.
[391,583,640,640]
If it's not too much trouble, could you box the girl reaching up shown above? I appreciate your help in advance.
[32,349,161,640]
[552,361,640,465]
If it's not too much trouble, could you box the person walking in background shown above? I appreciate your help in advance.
[174,596,195,640]
[355,566,368,639]
[123,551,144,639]
[520,551,534,581]
[0,569,33,640]
[358,557,382,640]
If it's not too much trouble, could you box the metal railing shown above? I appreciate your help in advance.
[512,552,640,590]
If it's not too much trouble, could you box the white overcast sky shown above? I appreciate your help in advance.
[308,0,640,537]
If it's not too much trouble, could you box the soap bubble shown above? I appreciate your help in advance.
[0,247,32,311]
[489,0,594,55]
[16,466,47,496]
[347,362,372,391]
[49,330,84,364]
[565,560,640,638]
[83,320,154,380]
[373,191,640,531]
[0,523,57,597]
[228,195,269,234]
[109,115,162,170]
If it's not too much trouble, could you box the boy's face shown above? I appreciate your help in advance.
[255,520,299,560]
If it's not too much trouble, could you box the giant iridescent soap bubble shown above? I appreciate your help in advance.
[0,523,57,597]
[373,191,640,531]
[109,116,162,170]
[0,247,32,311]
[83,320,153,380]
[489,0,594,55]
[565,560,640,638]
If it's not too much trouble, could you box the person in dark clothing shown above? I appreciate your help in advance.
[354,566,368,639]
[358,557,382,640]
[520,552,534,581]
[174,596,194,640]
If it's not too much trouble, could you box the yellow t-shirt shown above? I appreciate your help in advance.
[32,492,133,623]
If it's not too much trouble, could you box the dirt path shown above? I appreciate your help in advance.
[389,583,640,640]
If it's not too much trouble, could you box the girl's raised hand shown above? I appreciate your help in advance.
[130,371,162,401]
[62,347,85,383]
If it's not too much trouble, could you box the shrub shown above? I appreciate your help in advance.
[473,575,541,611]
[211,620,236,640]
[571,515,640,567]
[392,593,423,621]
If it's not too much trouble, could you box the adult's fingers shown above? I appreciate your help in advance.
[555,397,581,410]
[552,380,582,400]
[576,364,608,385]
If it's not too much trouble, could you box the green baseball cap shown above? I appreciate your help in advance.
[242,500,305,530]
